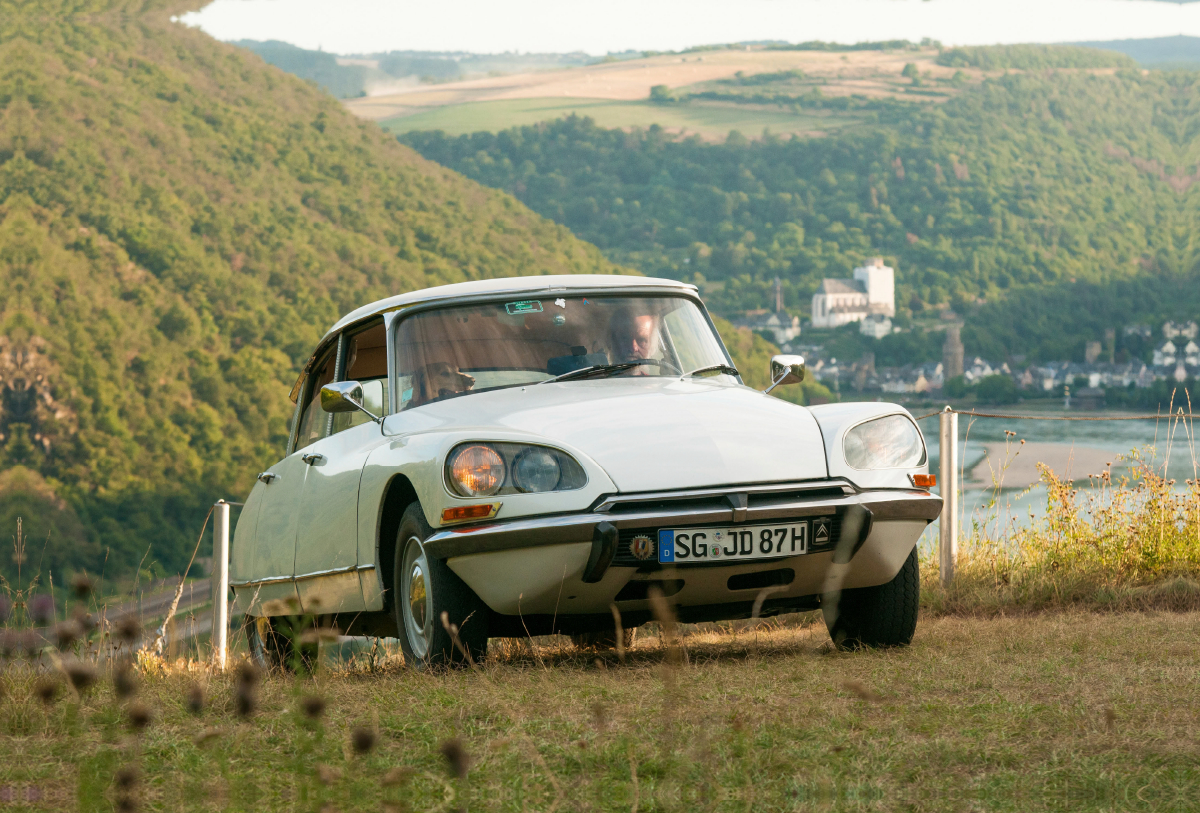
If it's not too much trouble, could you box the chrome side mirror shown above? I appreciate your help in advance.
[320,381,382,424]
[764,354,805,394]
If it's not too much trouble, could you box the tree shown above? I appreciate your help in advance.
[650,84,674,104]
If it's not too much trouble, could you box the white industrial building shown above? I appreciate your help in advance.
[810,258,896,329]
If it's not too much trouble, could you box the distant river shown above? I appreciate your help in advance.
[914,407,1198,544]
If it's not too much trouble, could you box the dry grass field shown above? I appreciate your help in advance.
[4,610,1198,811]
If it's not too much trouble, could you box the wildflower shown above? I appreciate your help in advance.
[185,681,204,715]
[34,677,61,706]
[235,660,258,688]
[113,661,138,698]
[55,620,83,650]
[127,702,152,731]
[590,701,608,732]
[114,615,141,645]
[65,660,97,693]
[234,684,255,719]
[842,679,882,702]
[29,594,55,625]
[114,765,139,790]
[300,695,326,720]
[351,725,376,754]
[439,738,470,780]
[70,574,93,599]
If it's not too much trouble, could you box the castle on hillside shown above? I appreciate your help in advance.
[810,258,896,329]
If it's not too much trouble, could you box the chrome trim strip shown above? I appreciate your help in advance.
[424,489,941,560]
[231,563,375,589]
[593,480,855,513]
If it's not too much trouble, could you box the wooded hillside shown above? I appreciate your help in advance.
[401,66,1200,361]
[0,2,619,580]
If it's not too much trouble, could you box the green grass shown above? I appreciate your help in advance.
[5,611,1200,811]
[381,97,863,138]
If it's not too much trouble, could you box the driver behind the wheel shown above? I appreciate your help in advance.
[609,308,662,375]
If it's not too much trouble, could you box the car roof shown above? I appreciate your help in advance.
[321,274,697,344]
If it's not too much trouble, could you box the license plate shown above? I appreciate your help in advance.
[658,522,809,564]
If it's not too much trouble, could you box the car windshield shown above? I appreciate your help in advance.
[394,294,732,410]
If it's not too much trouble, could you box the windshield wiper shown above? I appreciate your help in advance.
[683,364,739,378]
[539,360,649,384]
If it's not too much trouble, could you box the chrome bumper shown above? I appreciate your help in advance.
[424,481,942,561]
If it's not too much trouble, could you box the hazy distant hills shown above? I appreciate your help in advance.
[235,40,594,99]
[1074,35,1200,68]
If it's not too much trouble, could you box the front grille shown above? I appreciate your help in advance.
[600,486,847,516]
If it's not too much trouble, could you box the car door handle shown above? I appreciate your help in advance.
[301,453,324,466]
[257,471,279,484]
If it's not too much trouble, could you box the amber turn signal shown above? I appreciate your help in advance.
[910,474,936,488]
[442,503,500,523]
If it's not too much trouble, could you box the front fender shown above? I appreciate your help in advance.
[355,428,618,609]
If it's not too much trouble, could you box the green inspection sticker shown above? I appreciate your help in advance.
[505,300,543,315]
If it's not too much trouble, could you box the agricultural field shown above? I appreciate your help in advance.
[354,46,963,139]
[381,97,864,139]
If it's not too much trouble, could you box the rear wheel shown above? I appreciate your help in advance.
[823,546,919,650]
[394,503,489,669]
[571,628,637,651]
[244,614,317,673]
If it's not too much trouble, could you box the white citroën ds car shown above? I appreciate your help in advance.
[232,275,941,668]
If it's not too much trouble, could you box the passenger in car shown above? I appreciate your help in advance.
[411,361,475,406]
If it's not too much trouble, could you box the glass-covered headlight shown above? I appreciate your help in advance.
[512,448,562,492]
[843,415,926,470]
[447,444,506,497]
[445,442,587,497]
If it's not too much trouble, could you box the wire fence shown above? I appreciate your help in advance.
[913,407,1198,422]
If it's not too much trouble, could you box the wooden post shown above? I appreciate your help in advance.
[938,407,958,587]
[212,500,230,670]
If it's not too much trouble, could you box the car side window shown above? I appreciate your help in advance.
[331,319,390,435]
[294,345,337,452]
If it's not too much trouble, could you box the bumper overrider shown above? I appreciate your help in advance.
[430,480,942,630]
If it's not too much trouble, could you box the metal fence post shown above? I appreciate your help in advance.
[212,500,230,670]
[938,407,958,587]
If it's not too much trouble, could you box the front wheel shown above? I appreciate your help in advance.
[394,503,489,669]
[823,546,919,650]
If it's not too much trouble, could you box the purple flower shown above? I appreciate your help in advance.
[30,595,55,626]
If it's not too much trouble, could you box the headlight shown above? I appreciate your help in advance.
[512,448,562,492]
[445,442,587,497]
[448,444,506,497]
[843,415,926,470]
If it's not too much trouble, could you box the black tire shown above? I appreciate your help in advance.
[823,546,919,650]
[571,628,637,651]
[393,503,489,669]
[244,614,318,673]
